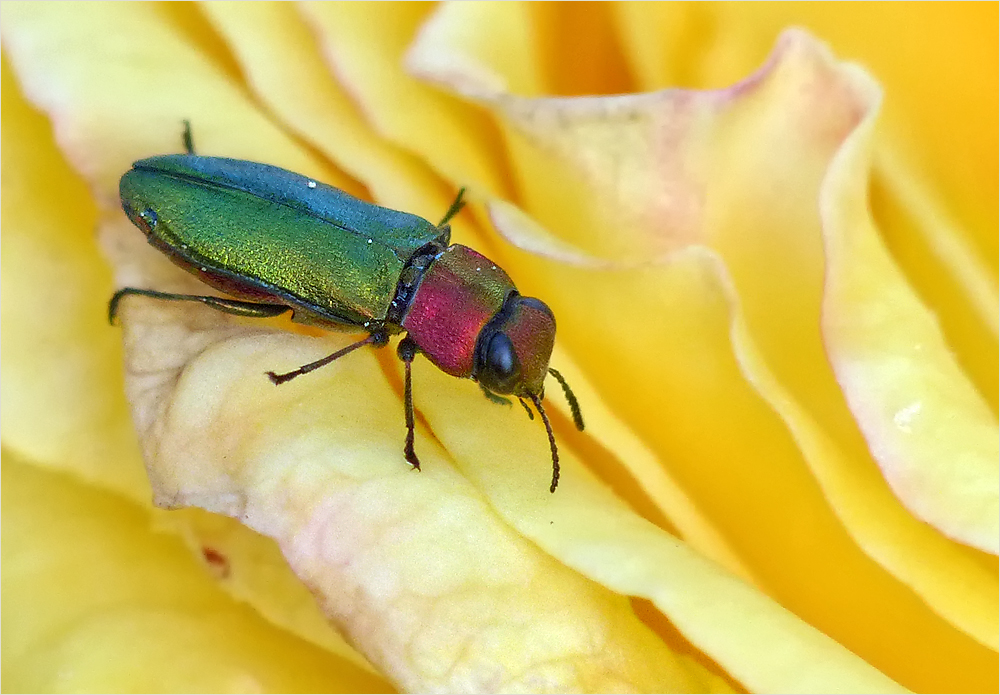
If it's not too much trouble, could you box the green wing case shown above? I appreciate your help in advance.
[120,155,448,326]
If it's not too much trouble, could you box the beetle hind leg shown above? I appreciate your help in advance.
[108,287,289,324]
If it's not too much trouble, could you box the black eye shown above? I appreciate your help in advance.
[482,332,520,393]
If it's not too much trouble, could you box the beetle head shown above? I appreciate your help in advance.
[474,295,556,398]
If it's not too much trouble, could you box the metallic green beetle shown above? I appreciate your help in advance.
[112,123,583,492]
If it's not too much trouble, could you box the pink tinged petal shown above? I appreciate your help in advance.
[871,147,998,412]
[2,0,380,670]
[615,1,999,412]
[110,296,711,692]
[408,5,998,684]
[819,90,1000,556]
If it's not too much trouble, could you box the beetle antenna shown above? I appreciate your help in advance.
[530,395,560,493]
[547,368,584,431]
[267,334,376,385]
[518,397,535,421]
[182,120,195,155]
[437,187,466,227]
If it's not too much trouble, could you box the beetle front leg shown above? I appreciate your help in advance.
[396,336,421,471]
[478,382,512,407]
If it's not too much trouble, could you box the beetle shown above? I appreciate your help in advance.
[111,122,584,492]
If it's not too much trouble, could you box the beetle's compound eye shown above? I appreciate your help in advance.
[480,332,521,394]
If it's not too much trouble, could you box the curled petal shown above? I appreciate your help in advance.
[409,5,997,687]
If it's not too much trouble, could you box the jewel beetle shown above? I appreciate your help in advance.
[111,123,584,492]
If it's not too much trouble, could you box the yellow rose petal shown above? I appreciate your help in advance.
[199,2,462,231]
[151,506,379,675]
[408,340,904,694]
[615,1,999,411]
[108,292,715,692]
[819,86,1000,556]
[1,57,149,504]
[1,1,358,204]
[408,10,998,688]
[542,343,758,586]
[1,0,380,670]
[2,455,390,693]
[872,148,998,412]
[298,1,509,197]
[616,3,997,273]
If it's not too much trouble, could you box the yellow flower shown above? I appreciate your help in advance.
[2,2,996,692]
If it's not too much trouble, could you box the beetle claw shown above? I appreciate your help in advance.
[404,442,421,471]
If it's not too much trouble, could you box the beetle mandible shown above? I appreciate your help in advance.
[111,122,584,492]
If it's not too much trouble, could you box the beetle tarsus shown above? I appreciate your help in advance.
[108,288,131,324]
[404,435,421,471]
[548,368,584,431]
[182,120,195,154]
[267,334,376,385]
[397,336,421,471]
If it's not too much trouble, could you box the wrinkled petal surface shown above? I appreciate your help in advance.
[2,2,994,693]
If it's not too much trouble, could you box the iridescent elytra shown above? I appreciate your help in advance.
[111,123,584,492]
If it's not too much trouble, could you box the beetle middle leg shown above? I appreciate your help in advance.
[267,330,386,385]
[109,287,289,324]
[396,336,421,471]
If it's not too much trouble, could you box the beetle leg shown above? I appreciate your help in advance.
[436,187,466,227]
[478,383,512,407]
[396,336,421,471]
[267,333,378,385]
[108,287,288,324]
[182,119,195,154]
